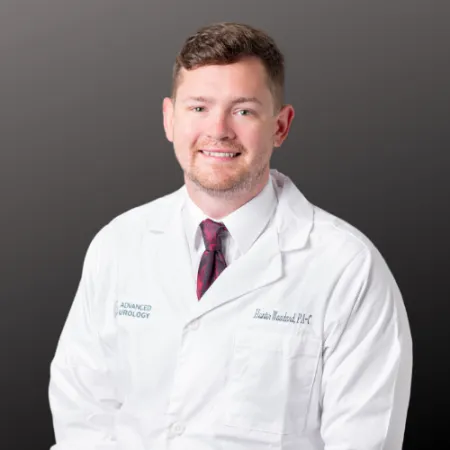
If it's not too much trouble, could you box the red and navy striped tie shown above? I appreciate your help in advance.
[197,219,227,300]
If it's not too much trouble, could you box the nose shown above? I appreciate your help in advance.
[206,112,236,141]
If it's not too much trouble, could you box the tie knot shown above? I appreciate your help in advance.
[200,219,227,251]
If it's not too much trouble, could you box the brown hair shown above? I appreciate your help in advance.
[171,22,285,111]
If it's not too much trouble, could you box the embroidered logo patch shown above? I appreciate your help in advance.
[115,301,152,319]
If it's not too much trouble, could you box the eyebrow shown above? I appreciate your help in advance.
[182,96,263,106]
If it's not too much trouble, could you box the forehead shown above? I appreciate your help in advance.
[176,57,272,104]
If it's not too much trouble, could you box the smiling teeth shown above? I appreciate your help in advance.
[203,151,237,158]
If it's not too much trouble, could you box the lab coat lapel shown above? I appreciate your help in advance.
[195,170,314,314]
[144,171,314,317]
[145,187,197,314]
[195,223,282,314]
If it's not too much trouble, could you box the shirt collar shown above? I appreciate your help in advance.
[183,176,278,255]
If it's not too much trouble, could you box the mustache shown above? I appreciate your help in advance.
[195,141,245,152]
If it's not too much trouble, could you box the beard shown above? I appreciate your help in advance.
[183,143,269,198]
[186,160,268,199]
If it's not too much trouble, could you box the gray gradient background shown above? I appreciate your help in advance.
[1,1,449,448]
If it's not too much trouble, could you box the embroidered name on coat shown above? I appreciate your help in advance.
[253,308,312,325]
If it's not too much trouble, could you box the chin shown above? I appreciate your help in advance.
[189,172,253,196]
[195,178,236,192]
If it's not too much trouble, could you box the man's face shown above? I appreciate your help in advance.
[163,57,294,196]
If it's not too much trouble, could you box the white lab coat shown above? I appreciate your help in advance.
[49,170,412,450]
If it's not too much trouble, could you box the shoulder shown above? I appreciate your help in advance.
[110,187,182,231]
[273,170,377,262]
[86,187,183,258]
[312,205,374,253]
[309,204,392,280]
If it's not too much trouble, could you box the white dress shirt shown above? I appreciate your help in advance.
[182,176,278,279]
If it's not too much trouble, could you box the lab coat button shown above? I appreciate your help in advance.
[170,422,185,437]
[188,320,199,331]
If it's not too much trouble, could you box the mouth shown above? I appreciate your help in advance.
[199,149,241,159]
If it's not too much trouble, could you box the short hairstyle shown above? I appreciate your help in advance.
[171,22,285,111]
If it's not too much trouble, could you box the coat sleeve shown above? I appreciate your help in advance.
[320,245,413,450]
[48,226,120,450]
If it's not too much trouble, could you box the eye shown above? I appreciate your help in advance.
[236,109,252,116]
[192,106,205,112]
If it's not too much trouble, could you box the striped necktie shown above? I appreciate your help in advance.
[196,219,227,299]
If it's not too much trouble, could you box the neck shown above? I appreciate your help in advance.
[185,173,270,220]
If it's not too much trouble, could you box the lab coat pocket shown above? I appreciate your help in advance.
[224,329,321,435]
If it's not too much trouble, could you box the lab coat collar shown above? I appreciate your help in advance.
[143,170,314,314]
[145,169,314,254]
[271,169,314,251]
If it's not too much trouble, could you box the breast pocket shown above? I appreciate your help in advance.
[224,329,321,435]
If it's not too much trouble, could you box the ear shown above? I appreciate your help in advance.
[273,104,295,147]
[162,97,174,142]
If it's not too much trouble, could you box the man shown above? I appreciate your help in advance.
[49,22,412,450]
